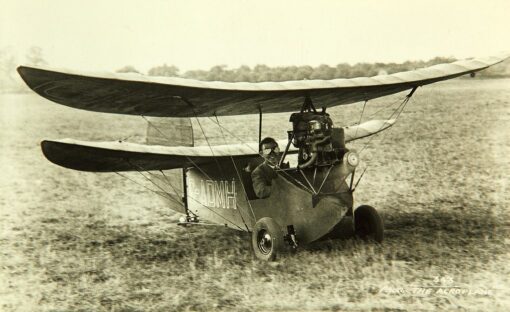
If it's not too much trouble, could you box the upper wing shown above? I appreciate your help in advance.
[18,53,509,117]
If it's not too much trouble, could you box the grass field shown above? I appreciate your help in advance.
[1,78,509,311]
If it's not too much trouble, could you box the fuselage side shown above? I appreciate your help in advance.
[178,157,354,244]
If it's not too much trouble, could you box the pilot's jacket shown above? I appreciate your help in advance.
[251,162,278,199]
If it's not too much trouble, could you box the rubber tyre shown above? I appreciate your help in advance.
[354,205,384,243]
[251,217,284,261]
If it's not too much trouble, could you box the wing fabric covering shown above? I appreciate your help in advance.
[18,53,509,117]
[343,119,396,142]
[41,139,261,172]
[145,117,194,146]
[41,119,391,172]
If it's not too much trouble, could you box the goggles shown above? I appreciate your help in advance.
[262,145,280,156]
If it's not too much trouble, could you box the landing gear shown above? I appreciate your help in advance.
[251,217,285,261]
[354,205,384,243]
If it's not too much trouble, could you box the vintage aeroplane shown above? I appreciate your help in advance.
[17,53,508,260]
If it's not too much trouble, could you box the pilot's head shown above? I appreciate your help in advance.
[260,137,280,165]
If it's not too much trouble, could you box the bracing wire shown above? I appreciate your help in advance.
[187,107,251,231]
[137,115,245,230]
[126,160,175,196]
[351,90,417,190]
[207,117,259,152]
[366,95,407,120]
[158,170,182,200]
[125,159,183,204]
[113,171,183,207]
[141,115,214,181]
[354,100,368,139]
[207,116,316,194]
[188,104,253,231]
[214,114,257,225]
[359,95,412,154]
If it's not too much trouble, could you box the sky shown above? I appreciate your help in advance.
[1,0,509,73]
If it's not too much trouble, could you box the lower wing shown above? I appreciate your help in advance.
[41,139,261,172]
[41,119,391,172]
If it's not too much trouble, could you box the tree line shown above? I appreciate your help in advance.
[118,56,510,81]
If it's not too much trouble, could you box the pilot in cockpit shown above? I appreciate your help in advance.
[251,137,280,199]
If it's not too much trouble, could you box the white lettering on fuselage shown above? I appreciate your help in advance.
[188,178,236,209]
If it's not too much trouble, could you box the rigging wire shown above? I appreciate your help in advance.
[141,114,213,180]
[158,169,181,199]
[366,95,407,120]
[187,108,251,231]
[354,100,368,139]
[352,167,368,192]
[350,90,416,190]
[214,114,257,224]
[113,171,183,207]
[184,108,235,185]
[135,115,245,230]
[366,93,415,153]
[145,100,313,200]
[206,117,259,152]
[133,162,242,230]
[359,95,412,154]
[206,116,316,194]
[132,161,244,231]
[188,104,253,231]
[126,160,185,205]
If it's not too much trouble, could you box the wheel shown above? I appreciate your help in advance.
[251,217,284,261]
[354,205,384,243]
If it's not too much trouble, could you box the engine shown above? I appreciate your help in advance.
[288,109,341,168]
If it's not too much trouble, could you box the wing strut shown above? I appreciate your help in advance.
[300,95,317,113]
[408,86,418,97]
[279,132,294,168]
[258,105,263,152]
[181,168,192,221]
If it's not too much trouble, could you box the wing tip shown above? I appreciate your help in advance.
[41,140,67,169]
[40,139,97,172]
[40,139,52,157]
[17,65,31,84]
[17,65,50,91]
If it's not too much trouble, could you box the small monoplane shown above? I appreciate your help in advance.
[18,53,508,260]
